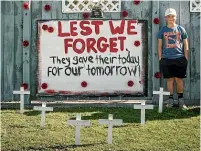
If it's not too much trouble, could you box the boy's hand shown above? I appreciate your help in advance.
[183,39,189,60]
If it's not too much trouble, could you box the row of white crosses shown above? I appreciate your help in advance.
[13,86,170,114]
[13,86,170,145]
[13,87,54,128]
[32,101,153,128]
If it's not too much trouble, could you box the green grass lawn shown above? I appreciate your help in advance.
[1,106,200,151]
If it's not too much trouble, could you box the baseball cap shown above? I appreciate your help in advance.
[165,8,177,16]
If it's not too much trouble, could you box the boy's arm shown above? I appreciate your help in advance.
[183,39,189,60]
[158,39,162,60]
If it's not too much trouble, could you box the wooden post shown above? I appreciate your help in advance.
[23,0,31,105]
[152,0,160,102]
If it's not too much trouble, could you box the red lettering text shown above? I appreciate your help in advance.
[58,21,70,37]
[118,37,126,51]
[110,38,118,53]
[64,37,126,54]
[70,21,78,36]
[80,21,92,36]
[91,21,103,35]
[127,20,137,35]
[73,39,85,54]
[109,20,125,35]
[97,37,108,53]
[86,38,97,53]
[64,38,73,54]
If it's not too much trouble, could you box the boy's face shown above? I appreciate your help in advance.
[165,14,176,24]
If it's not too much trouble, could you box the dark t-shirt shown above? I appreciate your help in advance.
[157,25,188,59]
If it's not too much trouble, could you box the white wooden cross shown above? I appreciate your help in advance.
[153,87,170,113]
[33,102,53,128]
[134,101,154,125]
[13,86,30,113]
[99,114,123,144]
[68,113,91,145]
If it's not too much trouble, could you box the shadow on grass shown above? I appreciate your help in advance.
[9,125,27,128]
[5,106,200,123]
[24,143,104,151]
[22,110,60,116]
[63,106,200,123]
[23,110,41,116]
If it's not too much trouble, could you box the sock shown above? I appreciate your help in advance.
[169,94,173,99]
[178,93,183,99]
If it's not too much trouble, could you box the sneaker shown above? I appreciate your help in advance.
[178,98,188,109]
[166,98,174,108]
[172,99,179,108]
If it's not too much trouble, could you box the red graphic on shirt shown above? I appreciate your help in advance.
[164,32,181,48]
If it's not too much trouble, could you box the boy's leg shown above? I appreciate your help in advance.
[175,78,184,93]
[174,57,188,108]
[166,78,174,107]
[175,78,186,108]
[167,78,174,94]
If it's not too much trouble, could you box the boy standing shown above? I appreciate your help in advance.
[157,8,189,108]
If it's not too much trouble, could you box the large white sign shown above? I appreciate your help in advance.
[38,20,146,95]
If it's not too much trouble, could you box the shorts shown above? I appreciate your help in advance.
[159,57,188,79]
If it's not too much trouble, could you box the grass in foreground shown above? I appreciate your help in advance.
[1,106,200,151]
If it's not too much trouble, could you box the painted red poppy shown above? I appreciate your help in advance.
[48,27,54,33]
[153,18,160,24]
[128,80,134,87]
[42,25,48,31]
[21,83,28,89]
[154,72,161,78]
[122,10,128,17]
[41,83,48,89]
[134,0,140,5]
[81,81,87,87]
[23,40,29,47]
[134,40,140,47]
[83,13,89,19]
[44,4,51,11]
[23,2,29,10]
